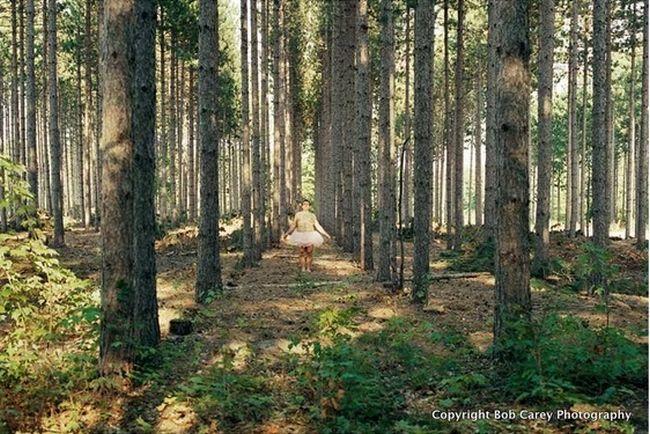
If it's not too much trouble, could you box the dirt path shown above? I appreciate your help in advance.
[56,227,648,433]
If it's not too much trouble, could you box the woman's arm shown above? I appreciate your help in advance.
[283,218,297,239]
[314,220,331,239]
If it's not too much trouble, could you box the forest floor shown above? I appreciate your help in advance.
[36,224,649,433]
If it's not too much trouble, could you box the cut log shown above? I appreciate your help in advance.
[169,318,193,336]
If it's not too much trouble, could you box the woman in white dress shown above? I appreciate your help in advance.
[283,199,331,272]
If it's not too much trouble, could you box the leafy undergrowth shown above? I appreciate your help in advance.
[0,196,646,433]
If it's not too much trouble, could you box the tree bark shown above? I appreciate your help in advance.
[99,0,136,374]
[241,0,255,266]
[493,0,532,343]
[568,0,579,235]
[355,0,373,271]
[453,0,465,251]
[133,0,160,347]
[376,0,396,283]
[474,74,483,226]
[412,0,434,302]
[47,0,64,246]
[196,0,223,300]
[532,0,554,278]
[636,0,648,247]
[592,0,611,248]
[626,2,636,239]
[26,0,37,205]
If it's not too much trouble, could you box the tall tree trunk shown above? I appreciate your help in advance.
[444,0,454,248]
[260,0,269,247]
[402,7,412,225]
[317,16,333,231]
[333,0,356,252]
[452,0,465,251]
[25,0,37,206]
[75,38,85,224]
[605,1,615,225]
[592,0,610,248]
[133,0,160,347]
[580,15,589,234]
[412,0,434,302]
[241,0,255,266]
[568,0,579,235]
[188,67,196,222]
[355,0,373,270]
[11,1,19,166]
[626,2,636,239]
[196,0,223,300]
[99,0,135,375]
[47,0,64,246]
[637,0,649,247]
[493,0,532,343]
[376,0,396,283]
[271,0,283,242]
[251,0,263,260]
[474,74,483,225]
[41,0,51,214]
[532,0,555,278]
[83,0,93,228]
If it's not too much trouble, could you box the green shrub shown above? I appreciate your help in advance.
[0,155,98,431]
[498,314,647,405]
[179,365,274,426]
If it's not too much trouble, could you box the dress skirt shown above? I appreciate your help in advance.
[287,230,324,247]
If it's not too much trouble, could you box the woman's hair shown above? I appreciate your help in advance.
[301,198,311,205]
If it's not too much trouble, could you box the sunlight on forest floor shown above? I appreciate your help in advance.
[41,226,649,433]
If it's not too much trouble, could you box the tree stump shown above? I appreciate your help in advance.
[169,319,193,336]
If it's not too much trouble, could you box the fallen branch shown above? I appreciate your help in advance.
[404,272,492,281]
[227,280,346,289]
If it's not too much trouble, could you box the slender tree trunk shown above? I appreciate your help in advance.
[377,0,396,283]
[402,7,412,225]
[241,0,255,266]
[374,0,395,282]
[568,0,579,235]
[99,0,136,375]
[444,0,454,248]
[626,4,636,239]
[412,0,434,302]
[25,0,37,206]
[260,0,269,247]
[83,0,93,228]
[251,0,263,260]
[75,39,85,224]
[580,15,589,235]
[532,0,555,278]
[592,0,611,248]
[196,0,223,301]
[133,0,160,348]
[452,0,465,251]
[355,0,373,270]
[47,0,64,246]
[474,74,483,225]
[41,0,51,214]
[493,0,532,344]
[637,0,649,247]
[188,67,196,222]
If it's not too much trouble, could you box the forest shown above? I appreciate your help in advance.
[0,0,648,432]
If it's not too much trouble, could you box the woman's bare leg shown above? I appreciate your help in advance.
[306,245,314,272]
[298,247,306,271]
